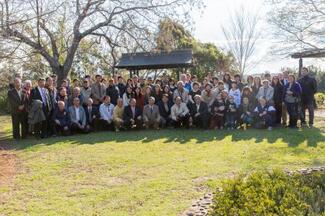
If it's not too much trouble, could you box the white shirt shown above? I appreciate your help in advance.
[75,107,80,121]
[229,88,241,107]
[100,103,115,121]
[171,103,189,121]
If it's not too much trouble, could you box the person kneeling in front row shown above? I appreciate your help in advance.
[171,96,190,128]
[143,97,161,129]
[123,98,143,129]
[69,97,90,134]
[253,97,275,130]
[99,95,115,131]
[53,100,71,136]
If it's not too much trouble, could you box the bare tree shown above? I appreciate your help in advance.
[221,6,261,76]
[267,0,325,55]
[0,0,202,84]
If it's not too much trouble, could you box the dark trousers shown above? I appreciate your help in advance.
[274,101,283,124]
[286,102,299,128]
[226,112,236,128]
[11,112,28,139]
[210,114,224,129]
[192,114,210,129]
[70,122,89,134]
[301,102,315,125]
[99,119,114,131]
[254,114,274,128]
[124,118,143,129]
[172,114,190,128]
[54,124,71,136]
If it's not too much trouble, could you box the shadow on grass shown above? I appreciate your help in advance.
[3,122,325,151]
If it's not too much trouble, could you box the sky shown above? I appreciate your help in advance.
[191,0,324,74]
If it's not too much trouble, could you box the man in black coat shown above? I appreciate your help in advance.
[188,95,210,129]
[106,79,119,105]
[8,78,28,140]
[83,98,99,131]
[298,67,317,127]
[157,94,173,127]
[123,98,143,129]
[31,77,52,138]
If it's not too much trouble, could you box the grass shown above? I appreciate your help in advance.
[0,116,324,215]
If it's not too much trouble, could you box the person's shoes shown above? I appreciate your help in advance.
[268,126,273,131]
[115,128,120,132]
[301,122,307,127]
[309,124,314,128]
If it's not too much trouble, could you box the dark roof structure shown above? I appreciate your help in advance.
[115,49,193,70]
[291,48,325,59]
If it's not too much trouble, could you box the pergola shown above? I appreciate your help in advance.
[115,49,193,78]
[291,48,325,76]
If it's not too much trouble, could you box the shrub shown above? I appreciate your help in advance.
[210,170,325,216]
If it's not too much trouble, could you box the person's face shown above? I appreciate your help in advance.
[235,76,240,82]
[175,97,181,105]
[302,68,309,76]
[218,83,224,90]
[60,88,67,96]
[117,99,123,107]
[130,99,136,106]
[243,97,249,104]
[58,102,65,111]
[259,99,266,106]
[288,76,294,83]
[46,78,53,86]
[205,85,211,91]
[136,88,140,94]
[283,72,288,78]
[263,81,268,87]
[148,79,153,84]
[109,81,114,86]
[14,79,21,89]
[181,75,186,82]
[38,80,45,88]
[118,78,123,83]
[83,81,89,87]
[248,77,253,83]
[96,76,102,82]
[193,84,199,91]
[87,99,93,106]
[194,97,201,104]
[127,87,132,93]
[162,96,168,103]
[25,82,31,90]
[149,98,155,105]
[73,80,79,86]
[231,83,237,89]
[177,83,183,89]
[73,88,80,96]
[104,97,110,104]
[73,98,80,106]
[273,78,279,84]
[62,81,68,87]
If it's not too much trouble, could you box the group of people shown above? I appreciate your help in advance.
[8,67,318,140]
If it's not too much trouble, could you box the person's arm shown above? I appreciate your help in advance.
[81,107,87,126]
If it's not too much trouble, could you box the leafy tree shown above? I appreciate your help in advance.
[156,18,236,80]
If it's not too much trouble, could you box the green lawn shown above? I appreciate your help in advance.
[0,116,325,216]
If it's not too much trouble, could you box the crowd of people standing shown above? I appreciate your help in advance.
[8,67,318,140]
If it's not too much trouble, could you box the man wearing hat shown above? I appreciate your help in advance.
[256,79,274,105]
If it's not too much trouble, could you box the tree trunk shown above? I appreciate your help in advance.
[52,65,68,87]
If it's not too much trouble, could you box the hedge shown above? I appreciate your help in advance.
[210,170,325,216]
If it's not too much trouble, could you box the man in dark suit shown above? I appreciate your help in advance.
[8,78,28,140]
[83,98,99,131]
[123,98,143,129]
[31,77,52,138]
[189,95,210,129]
[157,94,173,128]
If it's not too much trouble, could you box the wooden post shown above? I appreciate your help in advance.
[299,58,303,78]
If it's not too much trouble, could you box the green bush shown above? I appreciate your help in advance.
[315,92,325,108]
[210,170,325,216]
[0,88,9,114]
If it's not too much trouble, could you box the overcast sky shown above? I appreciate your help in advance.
[191,0,324,74]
